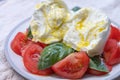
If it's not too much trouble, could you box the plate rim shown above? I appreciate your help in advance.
[4,17,35,80]
[4,17,120,80]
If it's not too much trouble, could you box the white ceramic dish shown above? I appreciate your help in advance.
[4,17,120,80]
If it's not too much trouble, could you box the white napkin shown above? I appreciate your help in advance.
[0,40,25,80]
[0,0,120,80]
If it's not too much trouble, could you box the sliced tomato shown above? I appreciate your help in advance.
[37,42,47,48]
[52,52,89,79]
[11,32,27,56]
[21,40,33,56]
[21,40,47,56]
[23,43,53,75]
[103,39,120,65]
[88,63,112,76]
[109,25,120,41]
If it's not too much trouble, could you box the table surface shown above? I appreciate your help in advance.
[0,0,120,80]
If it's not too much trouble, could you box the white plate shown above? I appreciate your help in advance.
[4,17,120,80]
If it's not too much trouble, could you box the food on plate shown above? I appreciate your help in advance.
[30,0,70,44]
[103,25,120,65]
[10,0,120,79]
[23,41,53,75]
[38,43,74,70]
[11,32,27,56]
[88,64,112,76]
[103,39,120,65]
[63,8,110,57]
[88,56,112,75]
[52,52,89,79]
[108,25,120,41]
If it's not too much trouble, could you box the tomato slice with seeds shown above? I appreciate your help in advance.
[21,40,33,57]
[52,52,89,79]
[103,39,120,65]
[109,25,120,41]
[104,24,120,65]
[21,40,47,57]
[11,32,27,56]
[23,43,53,75]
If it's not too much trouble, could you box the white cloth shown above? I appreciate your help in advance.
[0,0,120,80]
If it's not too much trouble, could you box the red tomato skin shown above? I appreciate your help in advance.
[21,40,33,56]
[23,43,53,75]
[103,39,120,65]
[88,64,112,76]
[110,42,120,65]
[52,52,89,79]
[103,24,120,65]
[109,25,120,41]
[36,42,47,48]
[11,32,26,56]
[21,40,47,56]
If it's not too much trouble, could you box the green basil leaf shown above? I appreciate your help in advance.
[72,6,80,12]
[38,43,74,70]
[27,26,33,39]
[89,56,109,72]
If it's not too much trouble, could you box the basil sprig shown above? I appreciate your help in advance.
[27,26,33,39]
[72,6,80,12]
[38,43,74,70]
[89,56,109,72]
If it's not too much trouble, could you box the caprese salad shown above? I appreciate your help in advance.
[10,0,120,79]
